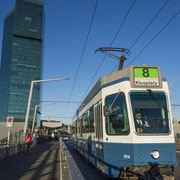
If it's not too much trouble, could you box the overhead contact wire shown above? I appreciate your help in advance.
[80,0,136,102]
[129,0,169,51]
[66,0,99,112]
[111,0,169,73]
[127,10,180,67]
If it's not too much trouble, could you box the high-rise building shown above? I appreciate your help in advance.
[0,0,44,124]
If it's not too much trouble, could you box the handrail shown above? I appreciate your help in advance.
[0,130,25,148]
[0,137,8,147]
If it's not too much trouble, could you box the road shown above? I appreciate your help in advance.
[0,140,179,180]
[0,141,60,180]
[175,146,180,179]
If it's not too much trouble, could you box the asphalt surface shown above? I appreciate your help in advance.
[0,140,104,180]
[0,141,60,180]
[0,140,180,180]
[175,146,180,180]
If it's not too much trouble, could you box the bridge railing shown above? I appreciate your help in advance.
[175,133,180,146]
[0,137,8,148]
[0,131,25,147]
[0,131,26,160]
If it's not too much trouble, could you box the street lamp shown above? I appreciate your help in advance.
[31,103,56,133]
[24,77,70,134]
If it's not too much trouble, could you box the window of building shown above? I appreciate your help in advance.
[25,16,32,21]
[29,28,38,33]
[13,42,18,47]
[12,58,18,62]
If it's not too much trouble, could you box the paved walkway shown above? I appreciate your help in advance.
[0,141,60,180]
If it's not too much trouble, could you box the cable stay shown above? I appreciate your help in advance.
[95,47,130,71]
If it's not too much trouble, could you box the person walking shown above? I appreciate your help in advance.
[26,133,32,153]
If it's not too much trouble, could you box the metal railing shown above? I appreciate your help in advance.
[0,137,8,147]
[0,131,25,148]
[0,131,26,160]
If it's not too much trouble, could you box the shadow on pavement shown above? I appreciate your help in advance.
[0,141,59,180]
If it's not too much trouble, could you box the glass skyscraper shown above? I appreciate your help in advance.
[0,0,44,125]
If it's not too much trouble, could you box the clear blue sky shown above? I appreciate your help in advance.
[0,0,180,125]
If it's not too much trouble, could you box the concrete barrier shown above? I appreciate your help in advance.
[0,147,8,160]
[0,144,25,160]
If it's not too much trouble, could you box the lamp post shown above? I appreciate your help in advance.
[24,77,70,134]
[31,103,56,133]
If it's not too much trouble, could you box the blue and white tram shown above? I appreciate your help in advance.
[71,65,178,179]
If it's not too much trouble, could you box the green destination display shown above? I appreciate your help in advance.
[134,67,159,86]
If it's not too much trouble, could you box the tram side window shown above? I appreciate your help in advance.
[89,106,95,133]
[80,118,83,137]
[105,92,130,135]
[75,121,77,135]
[78,119,80,134]
[76,120,79,135]
[83,112,89,133]
[71,123,75,135]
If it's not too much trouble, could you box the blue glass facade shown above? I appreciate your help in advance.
[0,0,44,124]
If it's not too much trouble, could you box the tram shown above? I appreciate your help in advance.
[71,63,178,179]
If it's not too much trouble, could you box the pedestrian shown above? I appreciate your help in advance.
[26,133,32,153]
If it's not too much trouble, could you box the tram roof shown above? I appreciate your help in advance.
[77,66,132,114]
[76,65,163,116]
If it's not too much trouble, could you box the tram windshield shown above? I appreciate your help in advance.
[105,92,130,135]
[130,92,170,134]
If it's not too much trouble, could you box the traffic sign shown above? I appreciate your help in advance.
[35,126,38,132]
[7,117,14,127]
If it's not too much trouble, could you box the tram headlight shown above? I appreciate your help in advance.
[151,150,160,159]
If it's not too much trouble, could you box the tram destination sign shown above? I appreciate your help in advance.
[133,67,159,87]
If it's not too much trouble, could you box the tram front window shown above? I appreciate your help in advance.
[105,92,130,135]
[130,92,170,134]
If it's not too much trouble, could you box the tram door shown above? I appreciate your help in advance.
[95,101,103,159]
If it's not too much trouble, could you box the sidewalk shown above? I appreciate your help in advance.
[0,141,60,180]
